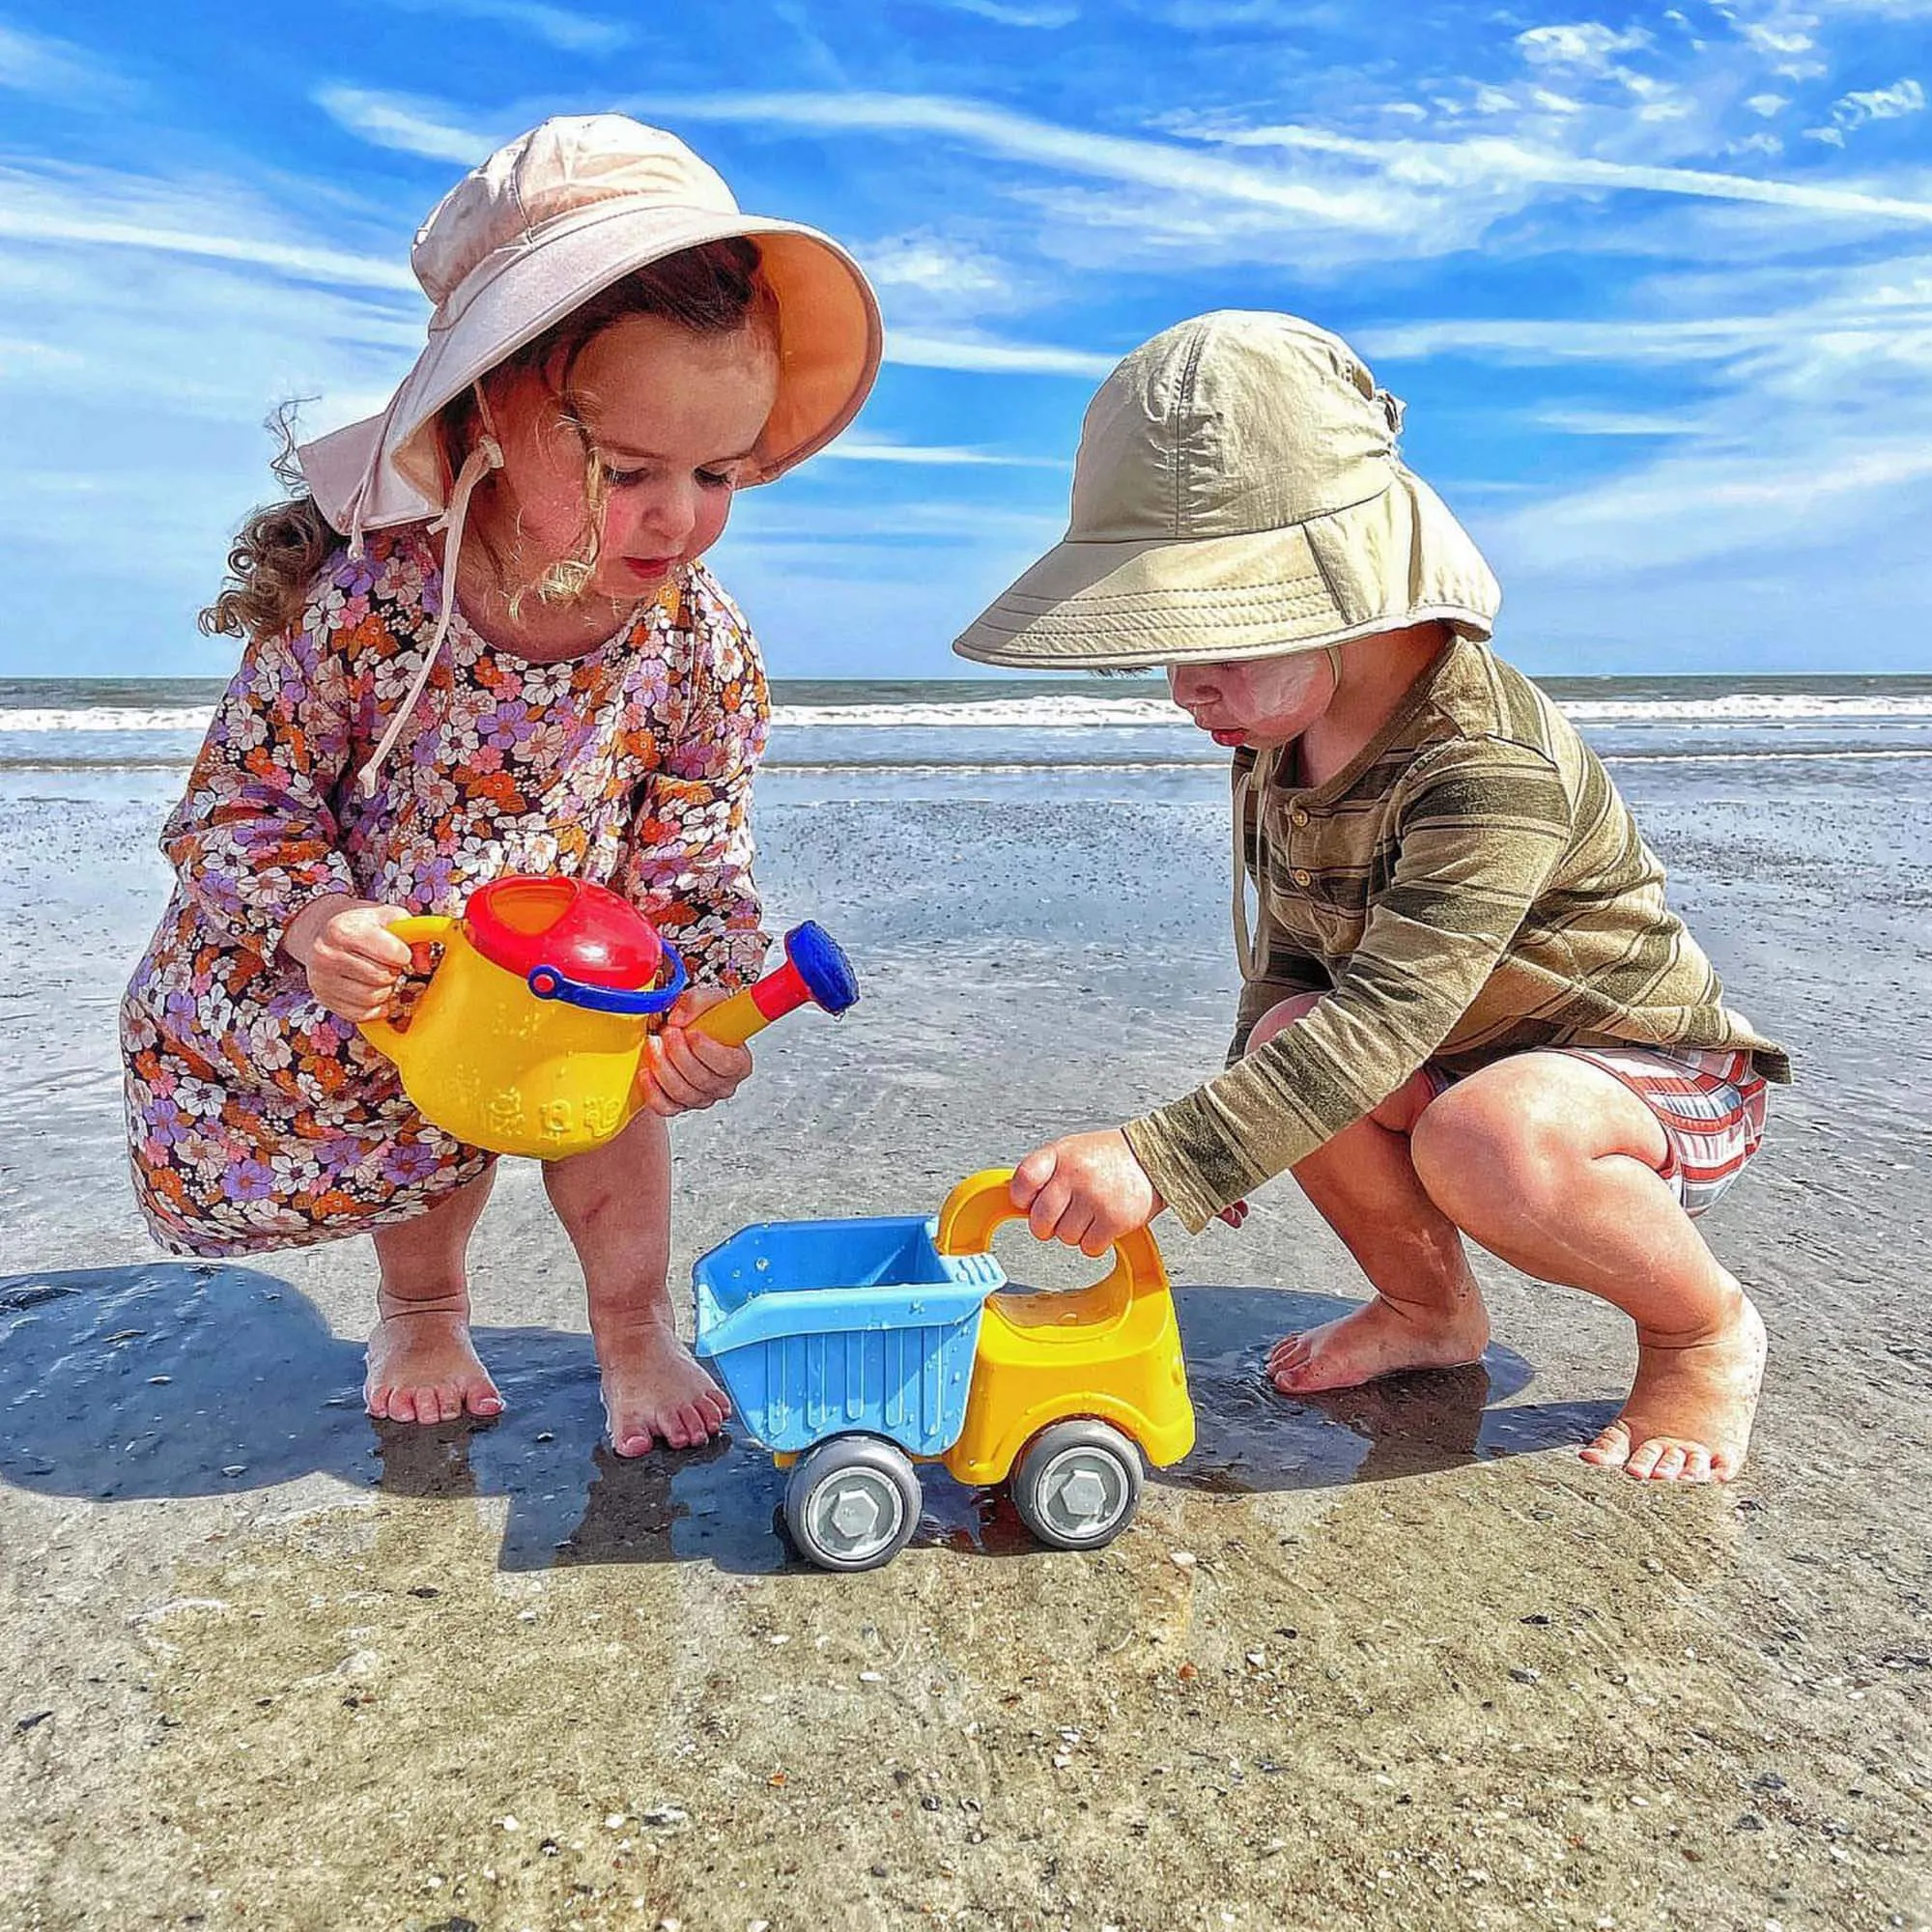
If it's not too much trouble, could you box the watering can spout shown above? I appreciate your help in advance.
[691,923,859,1049]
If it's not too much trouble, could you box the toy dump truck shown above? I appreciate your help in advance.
[695,1170,1195,1571]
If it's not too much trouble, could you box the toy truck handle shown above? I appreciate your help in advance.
[934,1167,1171,1301]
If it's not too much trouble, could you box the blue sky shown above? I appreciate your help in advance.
[3,0,1929,679]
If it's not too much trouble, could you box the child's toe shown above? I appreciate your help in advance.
[1578,1420,1632,1468]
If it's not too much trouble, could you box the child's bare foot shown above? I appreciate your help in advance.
[1267,1293,1491,1394]
[594,1313,731,1455]
[365,1292,503,1424]
[1579,1290,1766,1484]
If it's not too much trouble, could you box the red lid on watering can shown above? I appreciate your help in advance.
[463,876,663,989]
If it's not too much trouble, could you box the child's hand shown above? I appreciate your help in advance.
[1010,1130,1165,1258]
[282,895,417,1024]
[634,985,753,1118]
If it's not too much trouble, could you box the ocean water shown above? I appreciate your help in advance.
[4,672,1931,798]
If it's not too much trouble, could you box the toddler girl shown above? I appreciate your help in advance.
[121,116,880,1455]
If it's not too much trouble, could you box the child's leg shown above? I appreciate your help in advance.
[542,1106,730,1456]
[1253,996,1492,1392]
[1406,1052,1765,1483]
[367,1166,505,1424]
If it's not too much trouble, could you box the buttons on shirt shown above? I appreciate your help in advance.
[1291,808,1310,826]
[1292,867,1312,888]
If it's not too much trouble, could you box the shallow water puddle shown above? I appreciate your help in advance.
[1,1264,1617,1575]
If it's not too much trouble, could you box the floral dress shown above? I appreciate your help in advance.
[121,526,769,1259]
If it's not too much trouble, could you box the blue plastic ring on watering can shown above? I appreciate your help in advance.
[526,941,689,1015]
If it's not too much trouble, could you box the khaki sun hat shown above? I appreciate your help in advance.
[952,309,1498,669]
[297,112,883,542]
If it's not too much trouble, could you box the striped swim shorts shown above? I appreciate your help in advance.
[1426,1044,1770,1219]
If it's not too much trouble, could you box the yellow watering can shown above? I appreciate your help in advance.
[360,875,858,1159]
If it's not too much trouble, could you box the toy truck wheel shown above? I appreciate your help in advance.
[1010,1419,1144,1550]
[783,1435,923,1572]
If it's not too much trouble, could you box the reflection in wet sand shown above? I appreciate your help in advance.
[1,1265,1617,1574]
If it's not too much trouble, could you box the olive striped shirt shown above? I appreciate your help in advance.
[1124,637,1790,1234]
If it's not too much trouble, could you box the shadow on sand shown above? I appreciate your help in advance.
[0,1264,1617,1574]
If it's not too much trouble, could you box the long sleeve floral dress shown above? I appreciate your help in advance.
[121,526,770,1259]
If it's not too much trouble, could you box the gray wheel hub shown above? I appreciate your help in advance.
[1034,1445,1131,1538]
[806,1466,907,1563]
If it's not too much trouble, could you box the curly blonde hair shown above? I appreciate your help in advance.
[200,239,777,645]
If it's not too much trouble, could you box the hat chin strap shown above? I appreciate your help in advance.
[1231,742,1283,983]
[355,390,505,798]
[1232,650,1338,983]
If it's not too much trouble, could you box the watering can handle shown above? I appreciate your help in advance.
[933,1167,1171,1298]
[355,914,454,1059]
[384,915,456,949]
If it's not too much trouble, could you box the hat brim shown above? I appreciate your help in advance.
[952,470,1500,670]
[299,205,882,535]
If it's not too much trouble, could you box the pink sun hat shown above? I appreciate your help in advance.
[297,113,884,543]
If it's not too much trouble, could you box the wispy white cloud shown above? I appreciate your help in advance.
[1498,436,1932,573]
[1516,21,1654,73]
[0,336,83,372]
[820,436,1067,467]
[854,229,1031,328]
[0,182,435,668]
[0,164,419,292]
[375,0,633,53]
[318,72,1932,316]
[1741,21,1815,57]
[863,232,1012,298]
[727,497,1065,546]
[886,329,1116,377]
[1363,295,1932,364]
[0,22,125,100]
[925,0,1078,23]
[1535,407,1706,436]
[1804,75,1926,146]
[313,85,496,165]
[1401,243,1932,639]
[1206,123,1932,225]
[626,90,1405,230]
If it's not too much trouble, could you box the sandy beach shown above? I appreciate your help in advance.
[2,726,1929,1931]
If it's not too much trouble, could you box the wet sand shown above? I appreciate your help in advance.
[2,754,1929,1931]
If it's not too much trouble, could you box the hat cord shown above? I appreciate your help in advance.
[1233,644,1341,983]
[1231,743,1282,983]
[355,388,505,798]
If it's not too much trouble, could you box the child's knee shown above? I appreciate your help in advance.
[1248,992,1323,1051]
[1411,1075,1565,1210]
